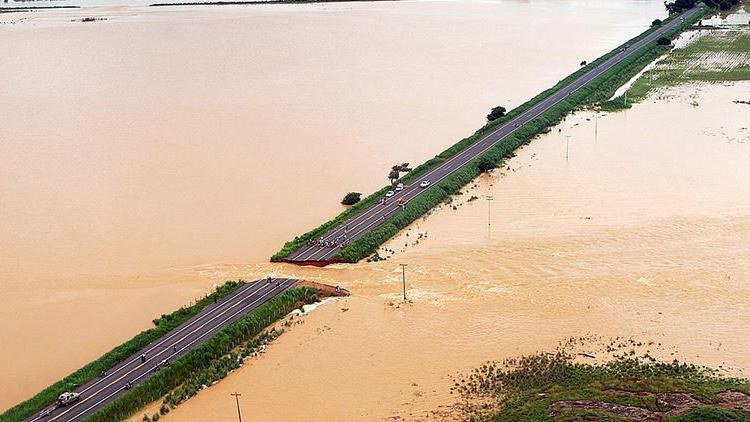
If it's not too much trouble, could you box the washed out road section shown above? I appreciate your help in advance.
[285,5,702,264]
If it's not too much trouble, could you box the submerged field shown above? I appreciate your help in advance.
[453,344,750,421]
[623,14,750,103]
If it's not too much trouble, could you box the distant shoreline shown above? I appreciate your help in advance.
[0,5,79,12]
[150,0,398,7]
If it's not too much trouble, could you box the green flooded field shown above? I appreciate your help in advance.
[625,22,750,103]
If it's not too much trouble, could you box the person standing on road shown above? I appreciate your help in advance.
[140,354,146,364]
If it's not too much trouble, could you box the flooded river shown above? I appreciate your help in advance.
[2,0,744,417]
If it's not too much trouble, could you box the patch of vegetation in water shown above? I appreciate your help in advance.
[451,346,750,421]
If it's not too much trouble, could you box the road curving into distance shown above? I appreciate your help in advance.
[285,4,702,264]
[27,278,297,422]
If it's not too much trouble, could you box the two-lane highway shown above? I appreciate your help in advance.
[28,278,297,422]
[285,5,702,264]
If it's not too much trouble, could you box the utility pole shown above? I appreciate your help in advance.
[594,112,598,137]
[594,110,599,144]
[230,392,243,422]
[565,135,571,161]
[486,196,493,229]
[624,90,628,107]
[399,263,407,301]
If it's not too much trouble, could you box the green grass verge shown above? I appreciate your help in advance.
[84,287,320,421]
[451,350,750,421]
[670,407,750,421]
[0,281,246,422]
[272,7,706,263]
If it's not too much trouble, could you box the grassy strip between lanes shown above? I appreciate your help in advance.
[0,281,246,422]
[85,287,320,421]
[452,349,750,421]
[271,7,707,263]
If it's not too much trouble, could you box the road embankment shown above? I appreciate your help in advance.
[85,286,327,422]
[0,281,246,422]
[272,6,708,264]
[2,280,344,422]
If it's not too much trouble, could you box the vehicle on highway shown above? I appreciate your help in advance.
[395,183,404,191]
[57,392,80,406]
[419,180,430,188]
[385,190,394,198]
[397,198,408,207]
[39,408,53,418]
[159,358,170,367]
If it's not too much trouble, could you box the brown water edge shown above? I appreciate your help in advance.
[157,83,750,421]
[0,0,669,409]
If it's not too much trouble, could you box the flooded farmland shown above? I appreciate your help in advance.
[3,0,749,419]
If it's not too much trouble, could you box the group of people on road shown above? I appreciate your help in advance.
[307,235,350,248]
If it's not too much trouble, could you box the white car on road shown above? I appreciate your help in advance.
[419,180,431,188]
[395,183,404,191]
[57,392,80,406]
[385,190,394,198]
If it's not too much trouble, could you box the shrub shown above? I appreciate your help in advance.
[478,158,497,173]
[665,0,696,13]
[341,192,361,206]
[486,106,507,121]
[657,36,672,46]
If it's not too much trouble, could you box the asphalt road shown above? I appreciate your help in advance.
[286,5,702,264]
[28,278,297,422]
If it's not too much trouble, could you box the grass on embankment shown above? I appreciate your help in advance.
[272,9,706,264]
[332,9,705,263]
[0,281,246,422]
[606,18,750,108]
[85,287,321,422]
[452,350,750,421]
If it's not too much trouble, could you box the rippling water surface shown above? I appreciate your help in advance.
[165,82,750,420]
[4,0,742,416]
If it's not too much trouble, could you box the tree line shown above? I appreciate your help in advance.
[666,0,741,13]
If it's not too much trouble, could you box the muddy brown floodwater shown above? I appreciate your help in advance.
[0,0,741,417]
[160,82,750,421]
